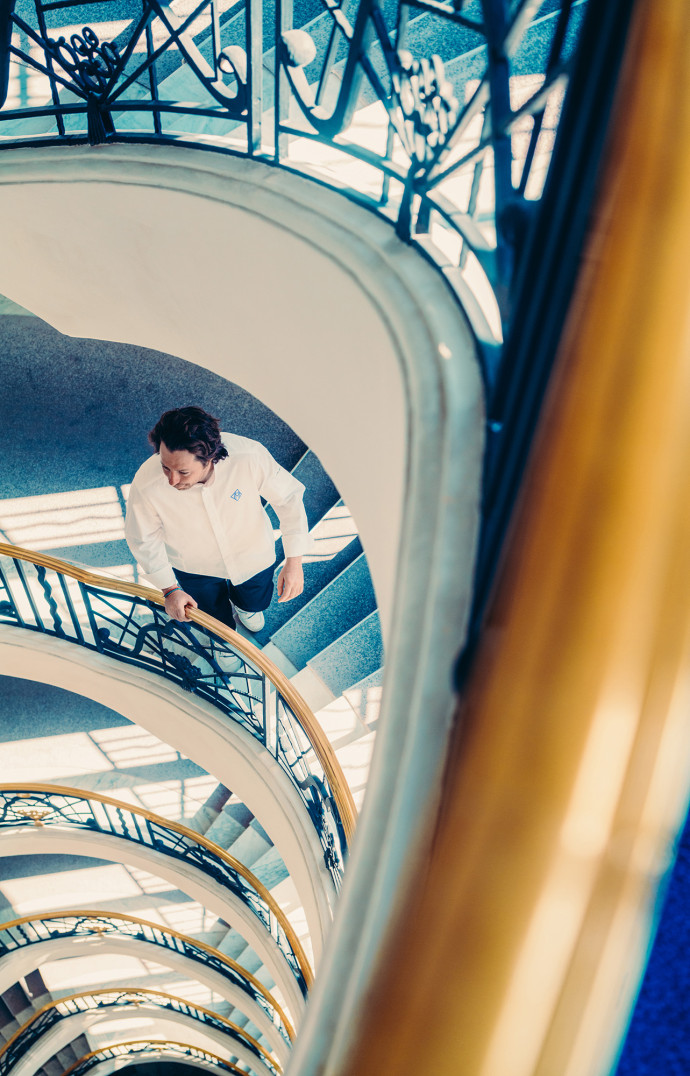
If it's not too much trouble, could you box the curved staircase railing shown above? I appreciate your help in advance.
[60,1040,249,1076]
[0,0,589,366]
[0,910,295,1044]
[0,542,356,890]
[0,784,312,999]
[0,988,281,1076]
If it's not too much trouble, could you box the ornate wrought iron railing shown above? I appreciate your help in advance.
[61,1039,248,1076]
[0,784,312,998]
[0,988,281,1076]
[0,910,295,1044]
[0,542,355,890]
[0,0,588,370]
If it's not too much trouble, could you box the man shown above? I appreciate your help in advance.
[125,405,309,632]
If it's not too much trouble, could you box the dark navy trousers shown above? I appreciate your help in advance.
[173,563,276,629]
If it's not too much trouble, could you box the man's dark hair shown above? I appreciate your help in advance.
[148,406,229,464]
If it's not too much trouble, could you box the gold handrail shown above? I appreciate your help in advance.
[0,783,312,990]
[0,909,294,1040]
[60,1040,248,1076]
[0,541,357,844]
[0,986,281,1070]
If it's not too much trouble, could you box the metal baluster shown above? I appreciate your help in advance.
[381,0,409,207]
[0,560,23,624]
[34,0,65,136]
[246,0,262,153]
[274,0,290,160]
[78,582,103,649]
[145,13,161,135]
[58,573,85,642]
[12,558,45,629]
[35,565,65,637]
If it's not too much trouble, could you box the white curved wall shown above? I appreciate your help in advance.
[0,145,420,632]
[0,936,289,1061]
[10,1007,273,1076]
[0,628,333,955]
[0,142,487,1076]
[0,826,303,1018]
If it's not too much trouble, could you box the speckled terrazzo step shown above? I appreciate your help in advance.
[270,553,377,671]
[308,611,383,698]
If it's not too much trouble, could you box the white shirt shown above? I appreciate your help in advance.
[125,434,310,590]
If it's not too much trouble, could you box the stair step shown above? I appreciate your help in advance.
[205,811,248,849]
[293,449,342,529]
[258,522,362,645]
[188,783,232,835]
[57,1047,79,1068]
[308,610,382,697]
[23,967,48,1005]
[226,823,272,867]
[248,846,288,890]
[343,667,384,725]
[205,800,254,846]
[271,553,376,670]
[71,1033,91,1061]
[0,1018,20,1043]
[1,983,31,1019]
[217,933,245,961]
[0,996,15,1033]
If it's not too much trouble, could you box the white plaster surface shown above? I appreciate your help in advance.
[0,143,487,1076]
[0,825,304,1020]
[0,145,411,636]
[0,936,289,1061]
[9,1007,273,1076]
[0,629,334,958]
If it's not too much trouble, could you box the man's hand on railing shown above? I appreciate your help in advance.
[163,586,198,621]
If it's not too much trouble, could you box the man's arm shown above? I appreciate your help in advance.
[254,447,311,602]
[125,483,197,620]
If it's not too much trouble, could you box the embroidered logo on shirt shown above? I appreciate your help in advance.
[230,489,243,501]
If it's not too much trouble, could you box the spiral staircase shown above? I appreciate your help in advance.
[3,3,690,1076]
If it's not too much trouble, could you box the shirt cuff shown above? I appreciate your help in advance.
[140,565,178,591]
[282,534,313,559]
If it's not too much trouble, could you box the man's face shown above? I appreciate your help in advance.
[159,443,213,490]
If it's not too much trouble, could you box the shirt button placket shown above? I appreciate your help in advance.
[203,486,235,580]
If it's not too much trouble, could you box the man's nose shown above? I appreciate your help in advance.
[168,472,180,486]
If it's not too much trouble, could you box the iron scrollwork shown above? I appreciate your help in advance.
[2,0,251,148]
[0,0,588,359]
[63,1040,245,1076]
[0,786,309,996]
[44,26,119,142]
[0,989,278,1076]
[0,912,293,1044]
[0,549,352,890]
[391,49,459,237]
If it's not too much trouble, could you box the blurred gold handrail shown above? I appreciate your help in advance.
[0,541,357,846]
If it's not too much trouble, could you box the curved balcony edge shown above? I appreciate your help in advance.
[0,988,279,1076]
[0,625,333,963]
[0,784,310,1015]
[60,1040,249,1076]
[0,911,292,1060]
[0,540,357,850]
[1,986,278,1069]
